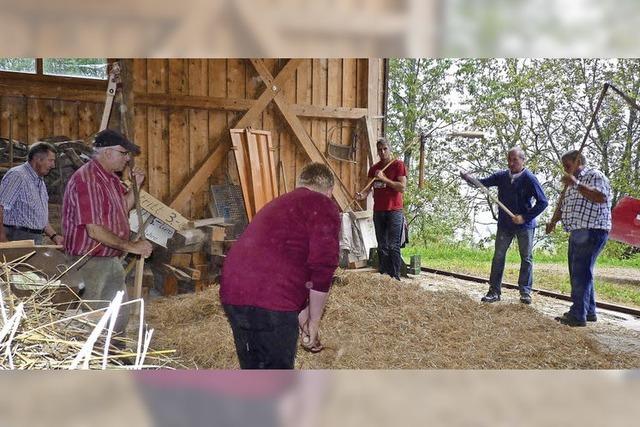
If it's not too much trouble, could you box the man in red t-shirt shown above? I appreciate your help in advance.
[356,138,407,280]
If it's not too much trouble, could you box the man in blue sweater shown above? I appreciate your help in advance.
[462,147,548,304]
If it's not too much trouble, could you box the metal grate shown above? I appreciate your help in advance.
[210,183,249,240]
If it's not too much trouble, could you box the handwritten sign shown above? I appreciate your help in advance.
[129,210,176,248]
[139,190,191,231]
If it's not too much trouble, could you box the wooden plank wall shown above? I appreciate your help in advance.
[0,59,386,220]
[0,74,106,145]
[130,58,385,219]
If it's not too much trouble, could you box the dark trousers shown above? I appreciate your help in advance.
[223,304,299,369]
[5,226,44,245]
[567,229,608,322]
[373,210,404,280]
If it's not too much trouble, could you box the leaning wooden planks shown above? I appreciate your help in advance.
[229,128,278,221]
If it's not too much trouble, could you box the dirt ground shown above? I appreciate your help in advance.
[403,269,640,355]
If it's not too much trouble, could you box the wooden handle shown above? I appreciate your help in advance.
[463,173,516,219]
[548,83,610,231]
[348,159,396,209]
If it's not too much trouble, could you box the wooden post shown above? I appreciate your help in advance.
[418,132,426,189]
[118,62,146,308]
[8,113,13,168]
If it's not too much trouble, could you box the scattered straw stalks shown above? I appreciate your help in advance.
[0,251,178,369]
[145,288,237,369]
[147,270,640,369]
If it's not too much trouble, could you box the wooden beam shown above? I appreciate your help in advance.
[364,115,377,165]
[249,56,274,85]
[0,240,35,249]
[135,91,366,119]
[249,59,352,211]
[0,70,106,90]
[367,59,381,164]
[264,131,278,201]
[230,129,254,220]
[290,104,368,119]
[118,60,136,143]
[168,59,304,211]
[274,96,351,210]
[134,92,253,112]
[245,130,267,215]
[0,84,105,104]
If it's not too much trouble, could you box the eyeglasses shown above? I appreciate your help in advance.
[111,148,130,157]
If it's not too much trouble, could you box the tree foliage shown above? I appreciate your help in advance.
[43,58,107,79]
[386,59,470,245]
[0,58,107,79]
[0,58,36,73]
[387,58,640,252]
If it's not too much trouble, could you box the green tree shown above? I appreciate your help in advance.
[386,59,470,244]
[43,58,107,79]
[388,58,640,253]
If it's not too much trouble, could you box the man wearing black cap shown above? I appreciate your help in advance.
[62,129,153,340]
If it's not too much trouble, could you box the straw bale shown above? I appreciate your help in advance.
[146,271,640,369]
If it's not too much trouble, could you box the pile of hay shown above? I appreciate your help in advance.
[145,287,237,368]
[1,251,177,369]
[146,271,640,369]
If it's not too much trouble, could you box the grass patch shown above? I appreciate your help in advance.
[403,243,640,268]
[402,243,640,308]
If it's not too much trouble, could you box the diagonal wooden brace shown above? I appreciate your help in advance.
[249,59,352,210]
[169,59,304,211]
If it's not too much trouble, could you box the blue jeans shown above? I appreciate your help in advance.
[488,227,535,296]
[373,210,404,280]
[567,229,608,322]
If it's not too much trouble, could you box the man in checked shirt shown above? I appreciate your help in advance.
[546,150,612,327]
[0,142,64,245]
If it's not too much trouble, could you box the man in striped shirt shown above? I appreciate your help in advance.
[0,142,64,245]
[547,150,611,327]
[63,129,152,339]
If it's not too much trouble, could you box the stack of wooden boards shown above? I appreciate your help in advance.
[128,191,236,296]
[139,127,280,295]
[152,218,234,295]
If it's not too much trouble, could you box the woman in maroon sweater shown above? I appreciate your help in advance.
[220,162,341,369]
